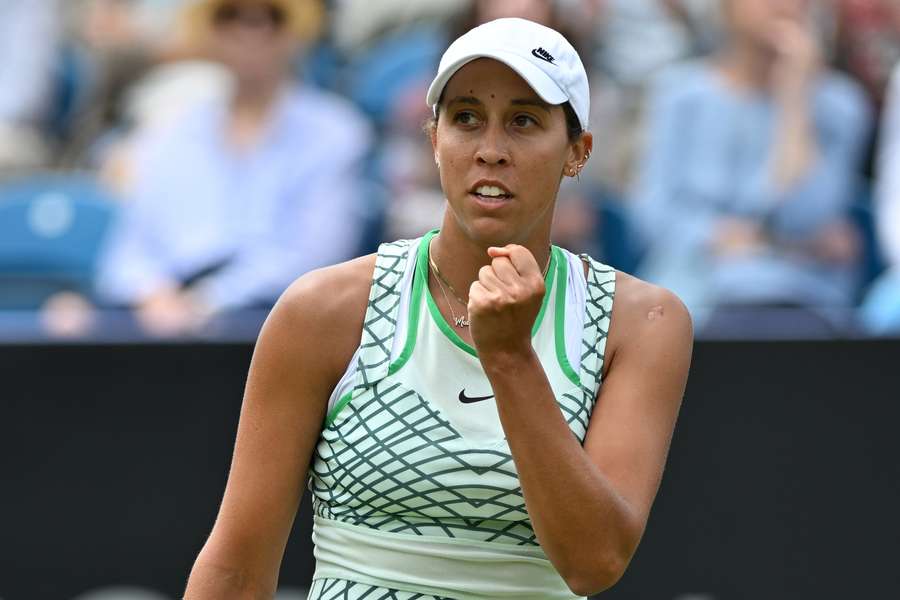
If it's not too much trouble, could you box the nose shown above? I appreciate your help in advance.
[474,122,511,166]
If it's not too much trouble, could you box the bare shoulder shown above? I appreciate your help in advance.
[263,254,377,386]
[604,271,694,374]
[278,253,375,325]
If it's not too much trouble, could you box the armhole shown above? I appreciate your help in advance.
[579,254,617,401]
[324,239,419,425]
[565,250,589,377]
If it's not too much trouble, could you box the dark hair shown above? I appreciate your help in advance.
[561,102,583,143]
[426,100,584,143]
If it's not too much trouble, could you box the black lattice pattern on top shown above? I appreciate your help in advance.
[311,377,537,545]
[573,255,617,427]
[307,577,452,600]
[309,242,616,548]
[355,240,411,389]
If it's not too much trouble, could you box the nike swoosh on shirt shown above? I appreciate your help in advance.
[458,389,494,404]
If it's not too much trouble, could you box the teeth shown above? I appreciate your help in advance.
[475,185,507,197]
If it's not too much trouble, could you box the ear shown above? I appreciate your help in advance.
[428,118,439,166]
[564,131,593,178]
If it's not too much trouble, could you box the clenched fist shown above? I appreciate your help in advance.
[468,245,548,359]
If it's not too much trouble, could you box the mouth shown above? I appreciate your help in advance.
[469,181,514,205]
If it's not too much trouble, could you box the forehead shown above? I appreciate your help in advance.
[443,58,541,101]
[727,0,810,16]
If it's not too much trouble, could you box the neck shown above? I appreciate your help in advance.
[430,220,552,303]
[227,82,283,150]
[718,38,774,90]
[232,79,283,114]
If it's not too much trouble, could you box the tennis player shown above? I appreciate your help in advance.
[185,17,692,600]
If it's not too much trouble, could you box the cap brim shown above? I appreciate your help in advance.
[426,49,568,110]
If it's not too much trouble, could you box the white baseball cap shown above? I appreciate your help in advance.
[426,17,590,131]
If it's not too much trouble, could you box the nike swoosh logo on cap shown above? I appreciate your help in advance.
[458,389,494,404]
[531,47,556,64]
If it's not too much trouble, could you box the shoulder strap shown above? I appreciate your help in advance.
[353,239,414,390]
[578,255,617,401]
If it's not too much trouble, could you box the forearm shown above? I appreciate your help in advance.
[771,93,818,192]
[184,543,277,599]
[482,349,639,594]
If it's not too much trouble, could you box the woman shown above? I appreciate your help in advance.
[630,0,870,335]
[185,17,692,599]
[95,0,372,336]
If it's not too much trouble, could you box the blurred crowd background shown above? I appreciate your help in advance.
[2,0,900,341]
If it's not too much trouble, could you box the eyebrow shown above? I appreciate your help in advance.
[444,96,554,112]
[510,98,553,112]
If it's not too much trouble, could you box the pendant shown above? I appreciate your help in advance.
[454,316,470,328]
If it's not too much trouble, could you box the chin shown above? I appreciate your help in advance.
[462,216,530,249]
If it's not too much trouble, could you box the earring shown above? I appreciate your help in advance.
[576,152,590,172]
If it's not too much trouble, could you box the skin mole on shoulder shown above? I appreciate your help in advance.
[647,305,665,321]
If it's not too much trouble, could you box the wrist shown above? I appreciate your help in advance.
[478,344,539,378]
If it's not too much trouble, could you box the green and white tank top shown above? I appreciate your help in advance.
[308,231,616,600]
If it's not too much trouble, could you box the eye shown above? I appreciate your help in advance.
[511,113,539,128]
[452,110,480,126]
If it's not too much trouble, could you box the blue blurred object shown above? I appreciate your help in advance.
[860,267,900,335]
[857,179,899,336]
[341,25,445,126]
[598,196,643,275]
[0,173,116,309]
[848,180,887,297]
[48,41,95,139]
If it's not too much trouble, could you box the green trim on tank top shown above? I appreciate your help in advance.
[553,249,581,386]
[325,389,354,427]
[326,237,425,427]
[323,235,582,427]
[420,231,558,358]
[385,232,430,376]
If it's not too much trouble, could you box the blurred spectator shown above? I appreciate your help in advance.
[587,0,722,192]
[56,0,190,168]
[0,0,61,170]
[593,0,721,85]
[863,62,900,333]
[630,0,871,335]
[95,0,374,337]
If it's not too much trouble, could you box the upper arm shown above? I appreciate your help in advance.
[583,275,693,533]
[195,258,372,584]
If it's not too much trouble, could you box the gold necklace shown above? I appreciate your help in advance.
[428,238,552,329]
[431,262,470,328]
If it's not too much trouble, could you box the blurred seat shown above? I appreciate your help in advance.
[0,173,116,309]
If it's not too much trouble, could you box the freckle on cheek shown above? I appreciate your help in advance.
[647,305,664,321]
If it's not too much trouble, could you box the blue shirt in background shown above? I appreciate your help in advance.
[96,84,374,312]
[630,61,871,315]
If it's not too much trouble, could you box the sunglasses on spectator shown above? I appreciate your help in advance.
[213,3,286,29]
